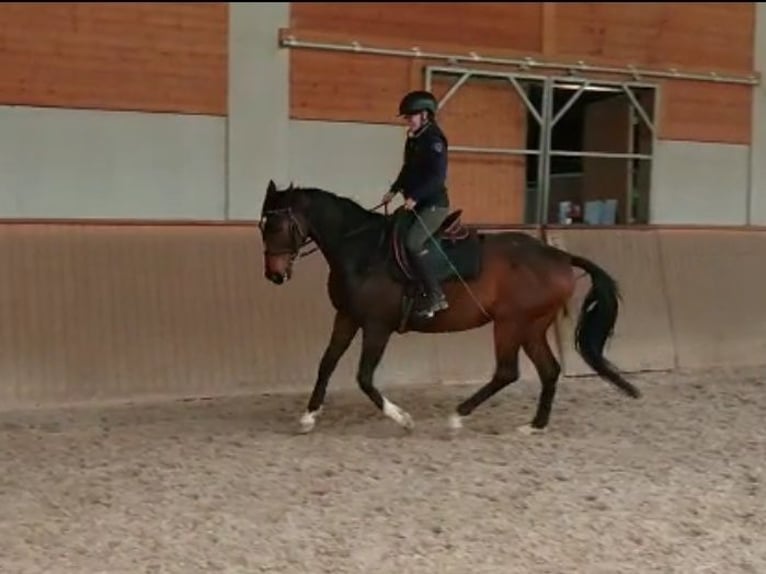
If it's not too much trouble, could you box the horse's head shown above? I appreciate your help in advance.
[259,180,311,285]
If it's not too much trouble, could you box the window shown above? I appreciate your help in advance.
[427,66,657,225]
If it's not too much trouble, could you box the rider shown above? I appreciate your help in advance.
[382,89,451,318]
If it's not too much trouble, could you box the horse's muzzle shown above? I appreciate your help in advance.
[264,252,295,285]
[265,267,292,285]
[264,270,283,284]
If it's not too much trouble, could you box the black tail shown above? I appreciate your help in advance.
[569,255,641,399]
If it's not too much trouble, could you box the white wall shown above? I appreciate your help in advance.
[287,120,405,208]
[0,106,225,219]
[650,140,750,225]
[227,2,289,220]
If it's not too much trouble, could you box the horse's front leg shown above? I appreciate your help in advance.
[299,311,359,433]
[356,322,414,431]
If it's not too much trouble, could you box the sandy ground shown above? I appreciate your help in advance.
[0,367,764,574]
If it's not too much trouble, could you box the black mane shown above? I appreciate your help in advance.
[279,184,390,267]
[289,184,385,226]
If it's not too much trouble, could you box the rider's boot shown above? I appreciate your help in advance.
[411,249,449,318]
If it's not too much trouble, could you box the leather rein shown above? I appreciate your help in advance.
[260,200,390,261]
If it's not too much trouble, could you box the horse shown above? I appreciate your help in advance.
[258,180,640,434]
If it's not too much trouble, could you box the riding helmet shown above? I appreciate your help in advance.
[398,90,438,116]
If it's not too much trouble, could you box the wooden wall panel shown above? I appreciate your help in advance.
[287,4,756,147]
[291,53,529,222]
[554,3,754,73]
[0,3,227,115]
[431,76,527,224]
[659,81,753,144]
[291,3,542,54]
[448,155,526,225]
[431,76,526,148]
[290,49,413,123]
[287,1,544,125]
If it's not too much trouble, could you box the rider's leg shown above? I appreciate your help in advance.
[405,205,450,317]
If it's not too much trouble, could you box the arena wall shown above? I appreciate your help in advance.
[283,3,758,226]
[0,3,765,411]
[0,3,228,221]
[0,3,760,224]
[1,222,765,411]
[0,223,547,410]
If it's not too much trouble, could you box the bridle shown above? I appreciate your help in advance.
[260,200,390,261]
[259,206,314,261]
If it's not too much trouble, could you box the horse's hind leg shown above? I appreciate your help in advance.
[300,311,359,433]
[357,323,414,431]
[518,313,561,435]
[449,320,522,431]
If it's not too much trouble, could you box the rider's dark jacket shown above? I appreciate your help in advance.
[389,121,449,210]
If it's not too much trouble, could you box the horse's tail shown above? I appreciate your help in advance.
[569,255,641,399]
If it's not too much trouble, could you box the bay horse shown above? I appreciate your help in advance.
[259,180,640,434]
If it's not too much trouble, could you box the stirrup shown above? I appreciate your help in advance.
[415,293,449,318]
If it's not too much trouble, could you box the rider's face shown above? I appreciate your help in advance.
[404,111,427,133]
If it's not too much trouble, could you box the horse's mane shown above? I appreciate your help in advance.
[287,184,386,225]
[285,184,390,264]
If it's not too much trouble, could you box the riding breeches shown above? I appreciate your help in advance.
[405,205,450,255]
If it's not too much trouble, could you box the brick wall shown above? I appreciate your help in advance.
[0,3,227,115]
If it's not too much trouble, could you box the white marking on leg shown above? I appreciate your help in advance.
[517,423,547,436]
[382,398,414,430]
[299,408,321,433]
[448,413,463,431]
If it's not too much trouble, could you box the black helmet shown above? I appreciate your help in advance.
[398,90,438,116]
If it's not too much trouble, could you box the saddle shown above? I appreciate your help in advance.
[384,209,481,332]
[389,209,482,286]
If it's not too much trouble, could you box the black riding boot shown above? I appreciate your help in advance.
[411,249,449,318]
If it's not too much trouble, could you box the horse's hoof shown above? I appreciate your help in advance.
[400,412,416,432]
[448,413,463,432]
[299,411,318,434]
[517,423,547,436]
[383,399,414,431]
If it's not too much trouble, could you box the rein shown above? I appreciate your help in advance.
[283,199,390,260]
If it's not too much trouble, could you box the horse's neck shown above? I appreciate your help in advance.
[305,195,384,269]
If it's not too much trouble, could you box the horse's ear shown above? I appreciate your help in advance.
[266,179,277,197]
